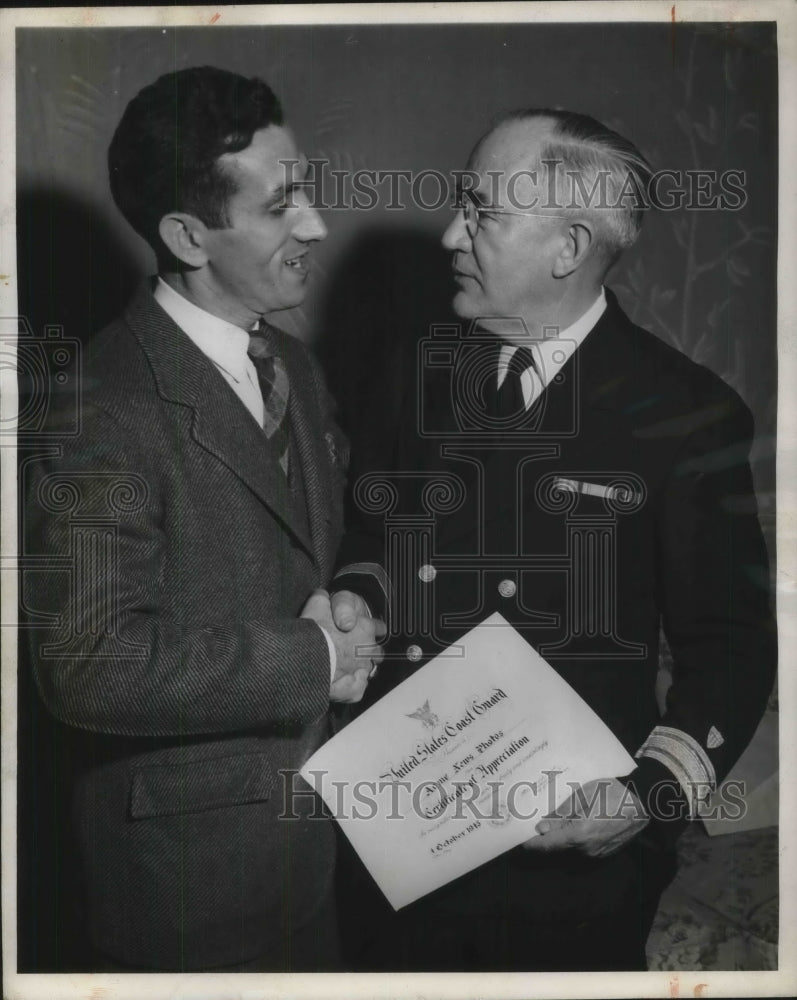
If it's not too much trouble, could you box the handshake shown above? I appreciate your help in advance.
[301,589,387,704]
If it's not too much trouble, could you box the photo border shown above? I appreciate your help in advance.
[2,4,794,998]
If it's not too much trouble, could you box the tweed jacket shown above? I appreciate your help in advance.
[23,284,347,969]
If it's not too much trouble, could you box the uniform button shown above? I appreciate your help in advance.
[418,564,437,583]
[407,644,423,662]
[498,578,517,598]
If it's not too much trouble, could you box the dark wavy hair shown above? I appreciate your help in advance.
[108,66,283,254]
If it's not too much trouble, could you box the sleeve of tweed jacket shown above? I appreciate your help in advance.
[23,406,331,738]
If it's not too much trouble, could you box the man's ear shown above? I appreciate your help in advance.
[158,212,210,268]
[552,220,594,278]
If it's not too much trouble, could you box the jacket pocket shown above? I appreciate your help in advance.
[130,752,275,819]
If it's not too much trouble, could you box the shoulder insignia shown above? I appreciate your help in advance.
[707,726,724,749]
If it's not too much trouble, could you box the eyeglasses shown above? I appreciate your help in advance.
[456,195,567,239]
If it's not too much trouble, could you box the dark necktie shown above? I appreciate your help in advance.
[495,344,538,418]
[248,320,290,476]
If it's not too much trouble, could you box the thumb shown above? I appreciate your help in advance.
[331,592,357,631]
[301,588,331,619]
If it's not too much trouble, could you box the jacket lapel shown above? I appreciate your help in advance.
[124,284,315,558]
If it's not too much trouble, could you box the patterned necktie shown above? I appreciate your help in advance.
[248,319,291,476]
[496,344,538,417]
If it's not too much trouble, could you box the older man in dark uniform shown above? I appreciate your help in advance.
[338,108,776,972]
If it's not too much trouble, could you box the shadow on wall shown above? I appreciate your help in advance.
[17,186,142,344]
[15,187,141,972]
[317,226,455,474]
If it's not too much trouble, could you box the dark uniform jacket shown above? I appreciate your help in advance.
[337,287,775,929]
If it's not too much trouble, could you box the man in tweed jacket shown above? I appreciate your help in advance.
[23,67,383,971]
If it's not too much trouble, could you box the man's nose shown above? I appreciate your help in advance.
[442,211,471,252]
[294,197,327,243]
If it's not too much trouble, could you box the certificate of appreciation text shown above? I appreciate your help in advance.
[300,613,635,909]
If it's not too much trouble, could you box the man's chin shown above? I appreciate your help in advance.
[451,289,481,319]
[264,294,307,315]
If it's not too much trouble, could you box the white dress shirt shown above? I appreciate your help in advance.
[153,277,337,682]
[154,277,265,427]
[497,287,607,409]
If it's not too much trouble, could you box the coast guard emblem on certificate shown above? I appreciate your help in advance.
[406,700,439,730]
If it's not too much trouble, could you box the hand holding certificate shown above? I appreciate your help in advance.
[301,613,637,909]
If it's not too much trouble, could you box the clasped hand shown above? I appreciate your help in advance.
[300,589,386,703]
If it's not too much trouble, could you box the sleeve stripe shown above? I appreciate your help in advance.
[333,562,392,604]
[635,725,716,818]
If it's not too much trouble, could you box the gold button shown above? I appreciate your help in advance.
[498,578,517,598]
[418,564,437,583]
[407,644,423,662]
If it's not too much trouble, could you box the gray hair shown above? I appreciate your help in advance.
[494,108,654,260]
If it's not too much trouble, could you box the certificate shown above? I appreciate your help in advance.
[301,613,635,909]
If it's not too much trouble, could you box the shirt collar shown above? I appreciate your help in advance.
[154,277,253,376]
[558,285,607,347]
[499,286,607,380]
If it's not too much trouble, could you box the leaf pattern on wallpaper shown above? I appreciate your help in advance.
[315,97,356,136]
[58,74,109,143]
[692,106,720,146]
[312,146,359,177]
[736,111,760,133]
[612,27,774,445]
